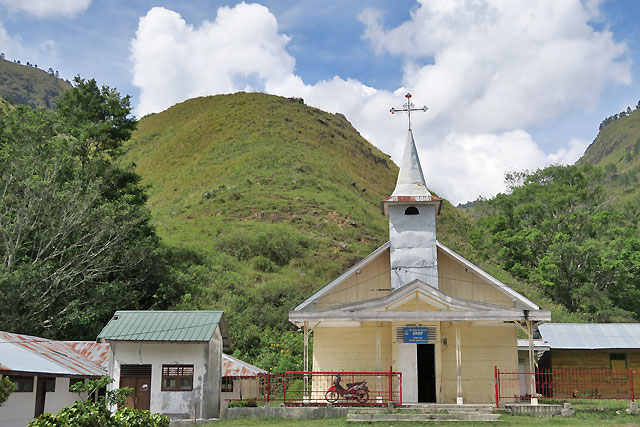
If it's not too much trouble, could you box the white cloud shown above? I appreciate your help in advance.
[0,0,90,18]
[129,1,630,204]
[131,4,295,116]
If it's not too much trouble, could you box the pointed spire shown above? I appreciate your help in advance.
[391,129,432,199]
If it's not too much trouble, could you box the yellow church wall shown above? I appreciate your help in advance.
[314,249,391,309]
[440,322,517,403]
[312,322,393,400]
[313,322,392,372]
[438,248,515,308]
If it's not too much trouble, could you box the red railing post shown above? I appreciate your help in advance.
[389,365,393,404]
[494,366,499,408]
[283,372,288,405]
[266,373,270,403]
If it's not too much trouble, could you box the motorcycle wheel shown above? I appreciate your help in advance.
[356,390,369,403]
[325,390,339,403]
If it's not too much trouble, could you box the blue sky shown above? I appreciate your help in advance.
[1,0,639,203]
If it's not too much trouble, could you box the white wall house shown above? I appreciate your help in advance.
[97,310,231,421]
[0,332,107,427]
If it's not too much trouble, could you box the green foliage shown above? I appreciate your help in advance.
[228,399,258,408]
[0,58,71,109]
[0,375,14,406]
[474,164,640,321]
[232,328,309,373]
[0,78,186,339]
[216,226,308,266]
[29,376,169,427]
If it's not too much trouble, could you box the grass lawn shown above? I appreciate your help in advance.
[212,412,640,426]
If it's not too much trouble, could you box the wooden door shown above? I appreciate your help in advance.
[134,376,151,410]
[119,376,151,410]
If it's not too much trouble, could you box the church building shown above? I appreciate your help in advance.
[289,95,551,404]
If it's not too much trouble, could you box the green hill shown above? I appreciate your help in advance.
[577,104,640,203]
[124,92,571,361]
[0,58,71,108]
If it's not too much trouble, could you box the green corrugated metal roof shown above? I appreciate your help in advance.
[97,311,224,342]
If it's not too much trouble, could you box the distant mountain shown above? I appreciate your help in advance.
[577,101,640,203]
[0,58,71,109]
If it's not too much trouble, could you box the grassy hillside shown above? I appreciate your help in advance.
[124,92,575,361]
[0,58,71,108]
[577,106,640,203]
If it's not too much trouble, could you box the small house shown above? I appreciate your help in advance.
[97,310,231,420]
[221,353,267,403]
[0,332,107,427]
[537,323,640,371]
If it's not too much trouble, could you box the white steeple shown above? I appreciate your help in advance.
[384,94,441,290]
[390,129,432,200]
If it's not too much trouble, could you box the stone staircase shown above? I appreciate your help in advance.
[347,404,501,422]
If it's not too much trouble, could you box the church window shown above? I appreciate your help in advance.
[404,206,419,215]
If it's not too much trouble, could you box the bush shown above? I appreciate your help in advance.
[0,376,14,406]
[216,226,308,266]
[28,376,170,427]
[252,255,277,272]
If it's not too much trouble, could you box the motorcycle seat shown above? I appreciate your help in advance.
[346,381,364,388]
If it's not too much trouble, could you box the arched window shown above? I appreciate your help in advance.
[404,206,419,215]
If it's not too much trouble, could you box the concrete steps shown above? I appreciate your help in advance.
[347,412,501,422]
[347,404,501,422]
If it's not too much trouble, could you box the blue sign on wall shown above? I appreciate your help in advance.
[403,327,432,343]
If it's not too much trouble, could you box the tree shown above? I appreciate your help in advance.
[476,165,640,321]
[0,78,186,339]
[0,376,14,406]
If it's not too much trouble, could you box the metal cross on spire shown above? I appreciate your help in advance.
[390,93,428,131]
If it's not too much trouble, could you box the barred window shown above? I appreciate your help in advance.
[221,377,233,393]
[161,365,194,391]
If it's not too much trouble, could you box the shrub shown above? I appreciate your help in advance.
[28,376,170,427]
[0,376,14,407]
[252,255,277,272]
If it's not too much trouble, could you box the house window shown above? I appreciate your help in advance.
[10,376,34,392]
[404,206,419,215]
[161,365,194,391]
[610,353,627,370]
[221,377,233,393]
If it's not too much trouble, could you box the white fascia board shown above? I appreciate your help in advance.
[436,241,540,310]
[290,309,552,323]
[293,242,390,311]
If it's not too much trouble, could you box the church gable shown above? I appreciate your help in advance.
[302,244,391,311]
[437,246,515,308]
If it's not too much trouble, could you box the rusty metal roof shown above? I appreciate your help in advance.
[65,341,109,370]
[0,332,106,376]
[97,310,225,342]
[222,353,266,377]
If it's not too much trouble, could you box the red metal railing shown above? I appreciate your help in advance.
[225,368,402,407]
[495,366,639,407]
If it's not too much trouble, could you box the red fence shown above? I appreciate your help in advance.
[495,366,638,406]
[224,369,402,407]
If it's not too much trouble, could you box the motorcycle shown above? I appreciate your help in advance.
[325,375,369,403]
